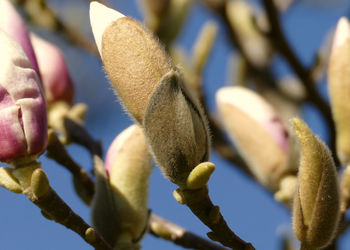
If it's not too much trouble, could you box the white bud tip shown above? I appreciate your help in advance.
[332,17,350,50]
[89,1,125,55]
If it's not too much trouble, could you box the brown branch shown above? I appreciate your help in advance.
[149,214,229,250]
[260,0,336,158]
[178,187,255,250]
[63,117,103,157]
[46,129,95,205]
[15,0,99,56]
[27,187,112,250]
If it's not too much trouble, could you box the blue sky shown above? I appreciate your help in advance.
[0,0,350,249]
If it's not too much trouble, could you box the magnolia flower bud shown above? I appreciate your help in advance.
[216,86,289,190]
[328,17,350,165]
[226,0,272,68]
[89,1,171,124]
[0,0,40,76]
[0,29,47,164]
[92,125,153,248]
[90,2,210,186]
[30,33,74,105]
[292,118,340,248]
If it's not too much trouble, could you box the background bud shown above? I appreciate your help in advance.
[328,17,350,165]
[0,0,40,76]
[89,1,171,123]
[30,33,74,105]
[226,0,272,68]
[216,86,290,190]
[292,118,340,248]
[0,29,47,163]
[92,125,153,248]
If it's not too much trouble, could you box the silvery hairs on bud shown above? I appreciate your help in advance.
[292,118,340,248]
[89,2,210,186]
[144,68,210,186]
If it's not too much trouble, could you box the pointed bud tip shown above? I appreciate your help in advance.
[89,1,125,54]
[333,17,350,50]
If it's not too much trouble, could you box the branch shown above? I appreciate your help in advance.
[12,164,112,250]
[15,0,99,56]
[260,0,336,157]
[46,129,95,205]
[149,214,229,250]
[63,117,103,157]
[176,187,255,250]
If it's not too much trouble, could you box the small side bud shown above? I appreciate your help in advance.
[328,17,350,165]
[31,168,50,199]
[173,188,186,205]
[85,227,97,244]
[292,118,340,248]
[0,167,22,193]
[186,162,215,190]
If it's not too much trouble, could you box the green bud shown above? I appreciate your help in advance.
[31,168,50,199]
[186,162,215,190]
[0,167,22,193]
[173,188,186,205]
[85,227,97,244]
[292,118,340,248]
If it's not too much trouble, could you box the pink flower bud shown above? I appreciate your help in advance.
[30,33,74,105]
[216,86,289,190]
[0,29,47,163]
[92,125,153,248]
[0,0,40,76]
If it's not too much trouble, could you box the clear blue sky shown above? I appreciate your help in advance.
[0,0,349,249]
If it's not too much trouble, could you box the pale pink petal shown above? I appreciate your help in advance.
[30,33,74,104]
[0,0,40,77]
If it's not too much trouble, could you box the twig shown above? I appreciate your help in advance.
[149,213,229,250]
[12,164,112,250]
[28,187,112,250]
[46,129,95,205]
[64,117,103,157]
[177,187,255,250]
[260,0,336,157]
[15,0,99,56]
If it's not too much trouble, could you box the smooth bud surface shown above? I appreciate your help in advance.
[292,118,340,248]
[216,86,289,190]
[30,33,74,105]
[328,17,350,165]
[0,29,47,163]
[0,0,40,76]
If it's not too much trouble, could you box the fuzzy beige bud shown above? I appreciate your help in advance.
[216,86,289,190]
[292,118,340,248]
[92,125,153,248]
[226,0,272,68]
[328,17,350,165]
[144,69,210,186]
[90,1,171,123]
